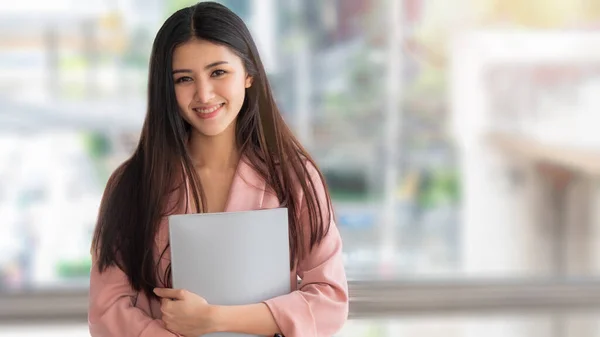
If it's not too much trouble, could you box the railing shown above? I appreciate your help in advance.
[2,278,600,323]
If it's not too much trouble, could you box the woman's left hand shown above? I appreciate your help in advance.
[154,288,216,337]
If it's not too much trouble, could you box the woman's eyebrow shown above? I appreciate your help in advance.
[172,61,229,74]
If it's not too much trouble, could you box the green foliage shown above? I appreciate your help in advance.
[166,0,199,15]
[83,133,111,159]
[417,169,460,209]
[56,256,92,278]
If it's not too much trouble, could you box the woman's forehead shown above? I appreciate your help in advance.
[172,39,241,68]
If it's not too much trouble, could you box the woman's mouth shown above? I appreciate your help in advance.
[193,103,225,119]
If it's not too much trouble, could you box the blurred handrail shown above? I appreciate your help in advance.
[2,278,600,322]
[349,278,600,318]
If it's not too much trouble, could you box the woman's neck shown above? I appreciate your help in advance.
[187,128,239,171]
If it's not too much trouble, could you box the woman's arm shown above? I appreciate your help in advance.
[206,221,348,337]
[153,289,281,336]
[261,221,348,337]
[206,226,348,337]
[211,302,281,335]
[88,258,178,337]
[183,223,346,337]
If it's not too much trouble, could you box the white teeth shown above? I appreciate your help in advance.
[194,104,222,114]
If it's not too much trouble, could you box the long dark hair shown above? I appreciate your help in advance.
[91,1,333,299]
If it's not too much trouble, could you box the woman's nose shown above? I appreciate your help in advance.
[194,80,215,103]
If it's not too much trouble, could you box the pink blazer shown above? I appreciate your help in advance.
[88,157,349,337]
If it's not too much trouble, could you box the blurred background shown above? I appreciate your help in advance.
[2,0,600,336]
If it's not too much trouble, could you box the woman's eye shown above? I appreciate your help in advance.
[175,76,192,83]
[211,69,227,77]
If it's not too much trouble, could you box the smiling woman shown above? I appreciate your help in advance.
[88,2,348,337]
[172,39,253,138]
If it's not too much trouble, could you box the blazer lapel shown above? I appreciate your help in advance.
[224,155,268,212]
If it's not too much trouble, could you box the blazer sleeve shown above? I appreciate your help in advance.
[88,258,179,337]
[263,163,349,337]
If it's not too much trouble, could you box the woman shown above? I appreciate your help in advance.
[88,2,349,337]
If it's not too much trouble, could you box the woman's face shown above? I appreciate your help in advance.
[172,39,253,138]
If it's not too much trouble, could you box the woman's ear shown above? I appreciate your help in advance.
[245,75,253,88]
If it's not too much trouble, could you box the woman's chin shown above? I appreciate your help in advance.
[190,122,232,138]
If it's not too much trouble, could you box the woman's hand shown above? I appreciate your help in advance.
[153,288,216,337]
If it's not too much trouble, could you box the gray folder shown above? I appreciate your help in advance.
[168,208,291,337]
